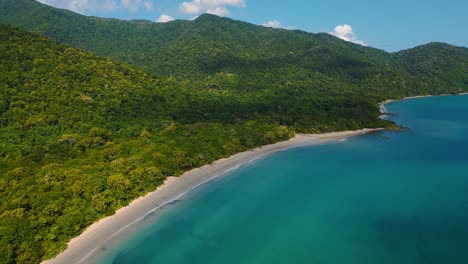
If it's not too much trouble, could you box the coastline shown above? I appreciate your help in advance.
[42,128,383,264]
[42,93,468,264]
[379,95,433,114]
[380,93,468,115]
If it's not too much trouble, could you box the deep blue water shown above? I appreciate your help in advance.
[96,95,468,264]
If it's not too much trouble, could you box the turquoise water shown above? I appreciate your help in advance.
[97,95,468,264]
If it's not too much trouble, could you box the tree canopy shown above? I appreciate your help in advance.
[0,1,467,263]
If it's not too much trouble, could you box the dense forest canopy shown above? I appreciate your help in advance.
[0,23,392,264]
[0,24,295,263]
[0,1,467,263]
[0,0,467,95]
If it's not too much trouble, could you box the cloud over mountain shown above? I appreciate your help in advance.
[262,20,282,28]
[330,24,367,46]
[179,0,246,16]
[156,14,175,23]
[37,0,153,14]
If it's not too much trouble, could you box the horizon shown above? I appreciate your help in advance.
[35,0,468,52]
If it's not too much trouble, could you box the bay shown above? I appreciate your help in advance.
[97,95,468,264]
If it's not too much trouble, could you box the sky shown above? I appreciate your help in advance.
[37,0,468,52]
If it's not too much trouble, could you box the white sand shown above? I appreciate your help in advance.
[43,93,468,263]
[42,128,383,264]
[380,93,468,115]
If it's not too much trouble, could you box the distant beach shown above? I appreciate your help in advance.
[380,93,468,115]
[42,128,383,264]
[379,95,433,114]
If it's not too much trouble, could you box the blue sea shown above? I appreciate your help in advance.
[96,95,468,264]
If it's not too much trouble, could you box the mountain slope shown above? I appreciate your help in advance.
[0,24,304,263]
[394,42,468,91]
[0,0,388,78]
[2,0,467,97]
[1,1,467,263]
[2,22,401,263]
[0,23,177,263]
[6,1,464,127]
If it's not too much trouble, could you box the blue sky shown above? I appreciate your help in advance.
[37,0,467,51]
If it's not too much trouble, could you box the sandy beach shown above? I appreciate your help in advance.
[380,95,440,115]
[379,95,435,113]
[379,93,468,115]
[42,128,383,264]
[43,93,468,263]
[380,93,468,114]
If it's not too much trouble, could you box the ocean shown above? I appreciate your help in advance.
[96,95,468,264]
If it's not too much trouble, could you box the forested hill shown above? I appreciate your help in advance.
[0,1,468,263]
[1,0,467,97]
[0,23,394,263]
[0,23,295,263]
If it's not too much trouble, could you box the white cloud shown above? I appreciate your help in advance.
[121,0,143,13]
[206,7,230,16]
[180,1,202,14]
[262,20,282,28]
[157,14,175,23]
[68,0,88,12]
[261,20,294,30]
[102,0,119,11]
[179,0,246,16]
[143,1,153,11]
[329,24,367,46]
[38,0,118,13]
[37,0,154,14]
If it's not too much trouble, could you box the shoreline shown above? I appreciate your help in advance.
[42,128,383,264]
[43,92,468,264]
[379,93,468,115]
[379,95,434,114]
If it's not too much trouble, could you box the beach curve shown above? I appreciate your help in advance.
[41,128,384,264]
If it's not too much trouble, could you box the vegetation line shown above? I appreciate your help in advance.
[43,129,382,264]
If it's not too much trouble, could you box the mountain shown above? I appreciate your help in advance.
[0,24,303,263]
[0,0,383,77]
[1,0,467,98]
[0,22,398,263]
[0,1,468,263]
[395,42,468,89]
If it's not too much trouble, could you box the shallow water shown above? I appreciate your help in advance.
[96,95,468,264]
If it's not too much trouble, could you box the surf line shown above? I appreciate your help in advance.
[76,153,271,264]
